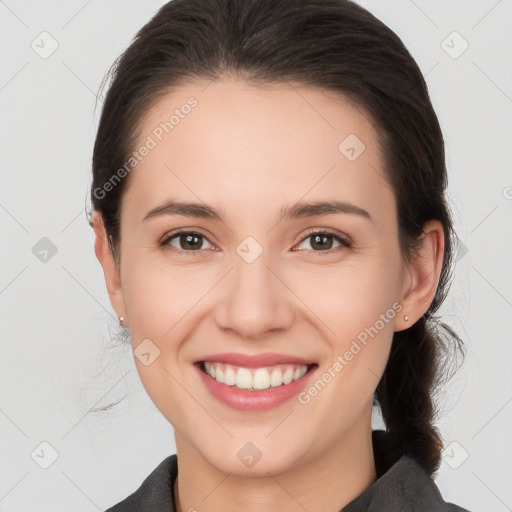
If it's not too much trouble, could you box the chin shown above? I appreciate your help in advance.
[198,437,309,477]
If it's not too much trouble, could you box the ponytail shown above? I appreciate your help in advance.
[375,314,465,475]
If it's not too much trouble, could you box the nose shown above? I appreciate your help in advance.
[213,252,295,340]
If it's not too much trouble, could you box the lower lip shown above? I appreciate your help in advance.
[195,363,318,412]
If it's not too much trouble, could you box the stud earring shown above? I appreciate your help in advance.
[404,315,409,321]
[118,316,125,326]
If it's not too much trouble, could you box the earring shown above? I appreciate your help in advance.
[404,315,409,321]
[118,316,125,326]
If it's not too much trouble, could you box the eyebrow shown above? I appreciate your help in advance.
[142,198,373,223]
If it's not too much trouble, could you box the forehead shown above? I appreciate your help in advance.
[121,77,395,229]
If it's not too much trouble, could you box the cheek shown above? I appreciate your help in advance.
[286,252,400,383]
[120,256,203,417]
[289,251,401,333]
[121,252,215,334]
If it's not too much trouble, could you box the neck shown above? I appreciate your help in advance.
[173,412,377,512]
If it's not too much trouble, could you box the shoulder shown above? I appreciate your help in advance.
[342,454,473,511]
[104,454,178,512]
[397,456,472,512]
[346,430,474,512]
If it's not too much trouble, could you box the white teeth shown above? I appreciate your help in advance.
[202,362,310,391]
[215,367,225,384]
[235,368,253,389]
[253,368,271,390]
[224,367,236,385]
[283,367,294,384]
[270,368,282,387]
[293,366,307,380]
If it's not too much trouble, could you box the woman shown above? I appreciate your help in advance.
[89,0,470,510]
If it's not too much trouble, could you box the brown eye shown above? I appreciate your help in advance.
[295,230,352,253]
[160,231,214,252]
[159,229,351,255]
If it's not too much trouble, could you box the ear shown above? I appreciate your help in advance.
[91,210,127,321]
[394,219,445,332]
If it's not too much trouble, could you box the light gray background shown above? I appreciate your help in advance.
[1,1,511,511]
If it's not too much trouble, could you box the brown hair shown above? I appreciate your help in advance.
[88,0,465,475]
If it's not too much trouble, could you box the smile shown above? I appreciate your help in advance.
[201,361,314,391]
[195,360,319,411]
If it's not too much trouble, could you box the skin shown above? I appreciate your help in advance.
[92,76,444,512]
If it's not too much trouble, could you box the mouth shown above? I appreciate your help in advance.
[195,361,319,391]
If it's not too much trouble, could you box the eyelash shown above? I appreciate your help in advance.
[159,228,352,256]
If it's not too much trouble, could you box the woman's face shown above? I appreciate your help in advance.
[97,77,414,475]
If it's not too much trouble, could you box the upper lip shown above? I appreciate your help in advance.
[194,352,317,368]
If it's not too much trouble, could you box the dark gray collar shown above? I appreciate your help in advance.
[342,453,457,511]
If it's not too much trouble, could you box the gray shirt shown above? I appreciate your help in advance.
[105,430,472,511]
